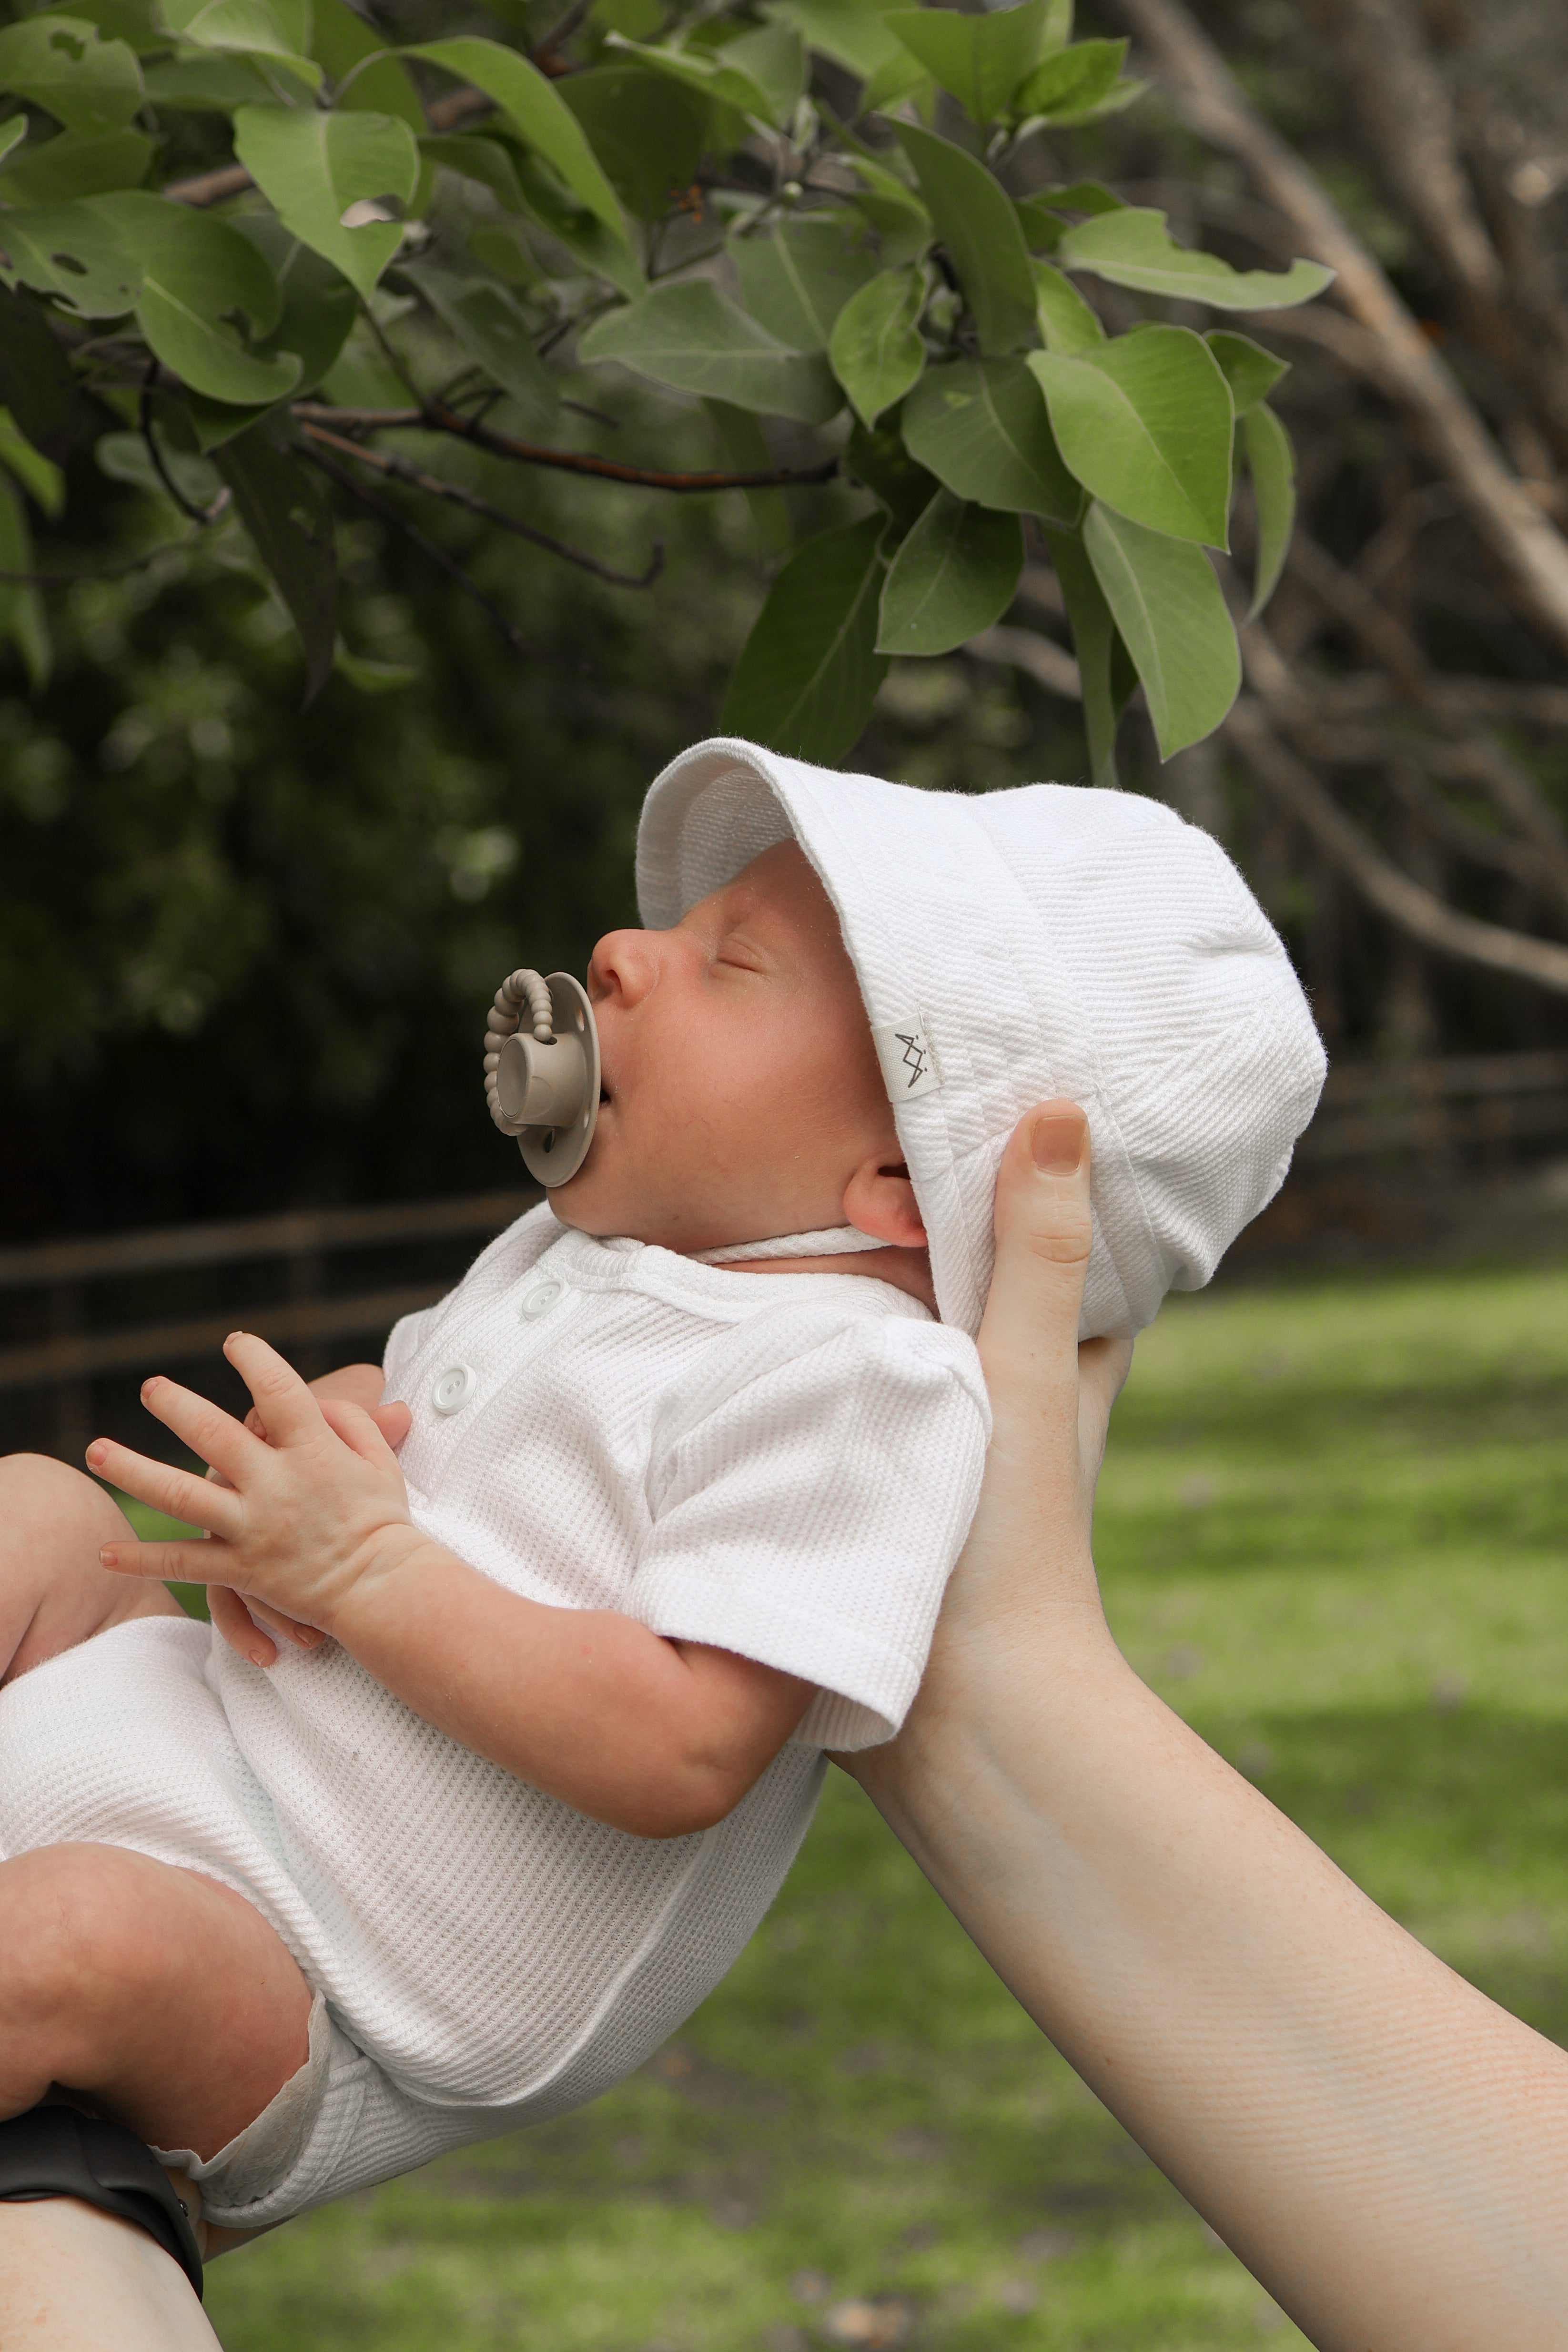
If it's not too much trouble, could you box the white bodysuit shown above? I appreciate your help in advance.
[0,1208,988,2227]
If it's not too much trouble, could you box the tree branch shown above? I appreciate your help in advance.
[296,443,554,665]
[162,86,492,206]
[1224,699,1568,995]
[965,624,1082,700]
[297,423,664,588]
[289,404,842,494]
[1104,0,1568,659]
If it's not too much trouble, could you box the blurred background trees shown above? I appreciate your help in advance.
[3,0,1568,1247]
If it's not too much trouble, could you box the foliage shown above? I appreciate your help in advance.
[133,1254,1564,2350]
[0,0,1330,783]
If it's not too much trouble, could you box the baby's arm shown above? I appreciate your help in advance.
[90,1337,811,1839]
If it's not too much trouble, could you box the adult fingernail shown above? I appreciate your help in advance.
[1032,1112,1086,1173]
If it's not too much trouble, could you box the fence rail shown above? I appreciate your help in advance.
[3,1048,1565,1456]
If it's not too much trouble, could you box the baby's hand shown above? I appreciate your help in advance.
[207,1394,414,1665]
[87,1333,428,1666]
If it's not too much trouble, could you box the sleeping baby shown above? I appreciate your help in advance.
[0,737,1323,2263]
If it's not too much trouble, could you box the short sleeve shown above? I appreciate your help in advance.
[632,1304,990,1751]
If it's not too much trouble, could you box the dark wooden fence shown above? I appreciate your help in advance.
[4,1047,1566,1463]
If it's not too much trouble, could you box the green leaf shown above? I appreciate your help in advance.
[703,395,790,557]
[902,354,1080,521]
[182,212,359,446]
[1205,329,1288,415]
[408,36,642,291]
[160,0,320,85]
[0,122,24,171]
[876,488,1023,656]
[844,412,940,539]
[880,0,1061,127]
[232,105,419,303]
[502,145,643,300]
[334,639,418,692]
[1032,259,1104,352]
[711,21,806,125]
[730,216,878,352]
[1028,326,1233,546]
[0,477,49,688]
[859,43,931,116]
[1056,208,1335,310]
[0,125,151,202]
[1239,399,1295,619]
[0,198,140,315]
[556,65,705,223]
[579,280,842,423]
[0,405,65,515]
[892,122,1037,355]
[54,1,163,51]
[0,14,142,133]
[765,0,912,83]
[420,132,528,213]
[1082,499,1240,758]
[406,264,558,431]
[1013,37,1131,123]
[310,0,423,131]
[722,512,887,763]
[843,150,931,269]
[103,192,303,405]
[599,32,780,126]
[1040,519,1125,786]
[0,285,78,458]
[139,51,271,106]
[96,425,222,507]
[212,426,336,703]
[829,264,925,428]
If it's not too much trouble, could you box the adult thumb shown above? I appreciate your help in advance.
[976,1101,1093,1410]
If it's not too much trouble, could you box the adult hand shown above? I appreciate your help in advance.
[848,1101,1568,2352]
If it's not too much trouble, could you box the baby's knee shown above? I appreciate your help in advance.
[0,1453,131,1551]
[0,1845,157,2047]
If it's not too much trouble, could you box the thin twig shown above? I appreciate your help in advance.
[298,423,665,588]
[162,84,493,207]
[296,442,557,665]
[288,403,841,493]
[140,368,231,526]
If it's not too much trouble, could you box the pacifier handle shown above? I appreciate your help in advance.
[484,969,601,1187]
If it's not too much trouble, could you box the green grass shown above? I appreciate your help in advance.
[127,1260,1568,2350]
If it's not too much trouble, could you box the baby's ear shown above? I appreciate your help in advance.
[842,1154,927,1249]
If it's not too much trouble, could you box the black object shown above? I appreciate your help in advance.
[0,2103,204,2299]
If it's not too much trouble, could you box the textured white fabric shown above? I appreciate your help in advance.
[0,1208,986,2224]
[637,739,1327,1338]
[691,1226,887,1262]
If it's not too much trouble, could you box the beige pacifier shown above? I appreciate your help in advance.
[484,969,601,1186]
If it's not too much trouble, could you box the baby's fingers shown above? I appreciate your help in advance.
[85,1435,243,1540]
[134,1372,263,1490]
[224,1331,326,1449]
[97,1534,239,1583]
[210,1583,278,1668]
[318,1397,407,1474]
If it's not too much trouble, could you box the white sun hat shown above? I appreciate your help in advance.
[636,736,1326,1339]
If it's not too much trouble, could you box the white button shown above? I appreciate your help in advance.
[431,1363,477,1416]
[520,1279,564,1321]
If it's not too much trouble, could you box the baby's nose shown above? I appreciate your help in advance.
[588,927,659,1006]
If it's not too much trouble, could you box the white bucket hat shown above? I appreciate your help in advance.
[637,737,1326,1339]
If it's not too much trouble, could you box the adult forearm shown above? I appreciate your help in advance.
[857,1616,1568,2350]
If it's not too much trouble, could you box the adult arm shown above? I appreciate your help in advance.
[847,1103,1568,2351]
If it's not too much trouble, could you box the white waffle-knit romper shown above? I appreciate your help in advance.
[0,1206,988,2228]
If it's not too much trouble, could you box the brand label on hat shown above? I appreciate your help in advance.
[873,1016,941,1102]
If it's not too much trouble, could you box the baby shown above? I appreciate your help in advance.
[0,738,1324,2263]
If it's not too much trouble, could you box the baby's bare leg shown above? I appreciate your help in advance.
[1,1843,313,2163]
[0,1453,184,1685]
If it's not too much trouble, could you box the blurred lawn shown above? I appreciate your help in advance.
[121,1260,1568,2351]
